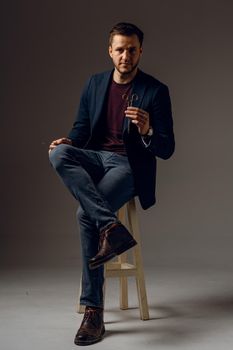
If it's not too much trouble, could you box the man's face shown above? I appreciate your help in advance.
[109,34,142,76]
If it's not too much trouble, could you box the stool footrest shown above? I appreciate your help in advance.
[106,262,135,270]
[105,264,137,277]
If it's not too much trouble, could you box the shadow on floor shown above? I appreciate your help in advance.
[104,293,233,345]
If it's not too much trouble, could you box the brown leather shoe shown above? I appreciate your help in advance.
[89,223,137,270]
[74,306,105,346]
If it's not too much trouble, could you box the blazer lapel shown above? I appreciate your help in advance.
[92,70,113,129]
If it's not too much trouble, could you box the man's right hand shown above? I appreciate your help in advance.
[49,137,72,153]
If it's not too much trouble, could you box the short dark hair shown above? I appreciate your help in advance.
[109,22,144,47]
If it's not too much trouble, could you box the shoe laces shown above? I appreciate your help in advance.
[83,307,102,325]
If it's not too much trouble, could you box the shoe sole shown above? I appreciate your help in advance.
[89,239,137,270]
[74,327,105,346]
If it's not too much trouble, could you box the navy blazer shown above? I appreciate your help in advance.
[68,69,175,210]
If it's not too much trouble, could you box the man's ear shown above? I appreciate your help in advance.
[108,46,113,58]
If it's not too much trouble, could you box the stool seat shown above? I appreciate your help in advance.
[77,198,149,320]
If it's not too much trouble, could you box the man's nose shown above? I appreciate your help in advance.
[122,50,130,61]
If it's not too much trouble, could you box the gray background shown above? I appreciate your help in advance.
[2,0,233,270]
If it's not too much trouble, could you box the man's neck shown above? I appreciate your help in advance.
[113,68,138,84]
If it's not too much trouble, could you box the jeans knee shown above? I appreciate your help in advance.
[76,207,93,227]
[49,144,71,170]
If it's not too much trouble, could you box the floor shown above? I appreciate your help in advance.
[0,265,233,350]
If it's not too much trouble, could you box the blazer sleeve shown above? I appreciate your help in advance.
[142,84,175,159]
[67,77,92,148]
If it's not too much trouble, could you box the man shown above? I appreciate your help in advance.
[49,22,175,346]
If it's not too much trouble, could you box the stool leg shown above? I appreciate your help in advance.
[119,253,128,309]
[117,205,129,310]
[77,274,85,313]
[127,199,150,320]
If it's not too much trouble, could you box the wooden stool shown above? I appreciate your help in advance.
[77,198,149,320]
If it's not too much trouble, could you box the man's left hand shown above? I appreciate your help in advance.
[125,107,150,135]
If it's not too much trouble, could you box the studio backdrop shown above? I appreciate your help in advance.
[1,0,233,270]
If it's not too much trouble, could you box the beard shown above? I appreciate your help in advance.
[115,59,140,76]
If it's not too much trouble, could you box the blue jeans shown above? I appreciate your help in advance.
[49,144,136,307]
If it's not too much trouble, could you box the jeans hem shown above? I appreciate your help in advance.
[79,301,104,309]
[100,219,121,233]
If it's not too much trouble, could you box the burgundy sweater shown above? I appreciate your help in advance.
[100,80,132,155]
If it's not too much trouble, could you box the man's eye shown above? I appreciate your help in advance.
[129,48,136,54]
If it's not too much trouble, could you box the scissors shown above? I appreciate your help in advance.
[122,93,139,132]
[122,93,139,107]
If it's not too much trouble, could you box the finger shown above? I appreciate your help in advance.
[51,140,59,145]
[125,111,146,119]
[126,106,147,113]
[125,109,148,119]
[126,107,148,114]
[130,119,146,128]
[126,106,140,111]
[63,139,72,144]
[125,109,141,115]
[49,144,57,150]
[52,138,66,146]
[125,114,137,120]
[126,115,148,125]
[48,147,56,154]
